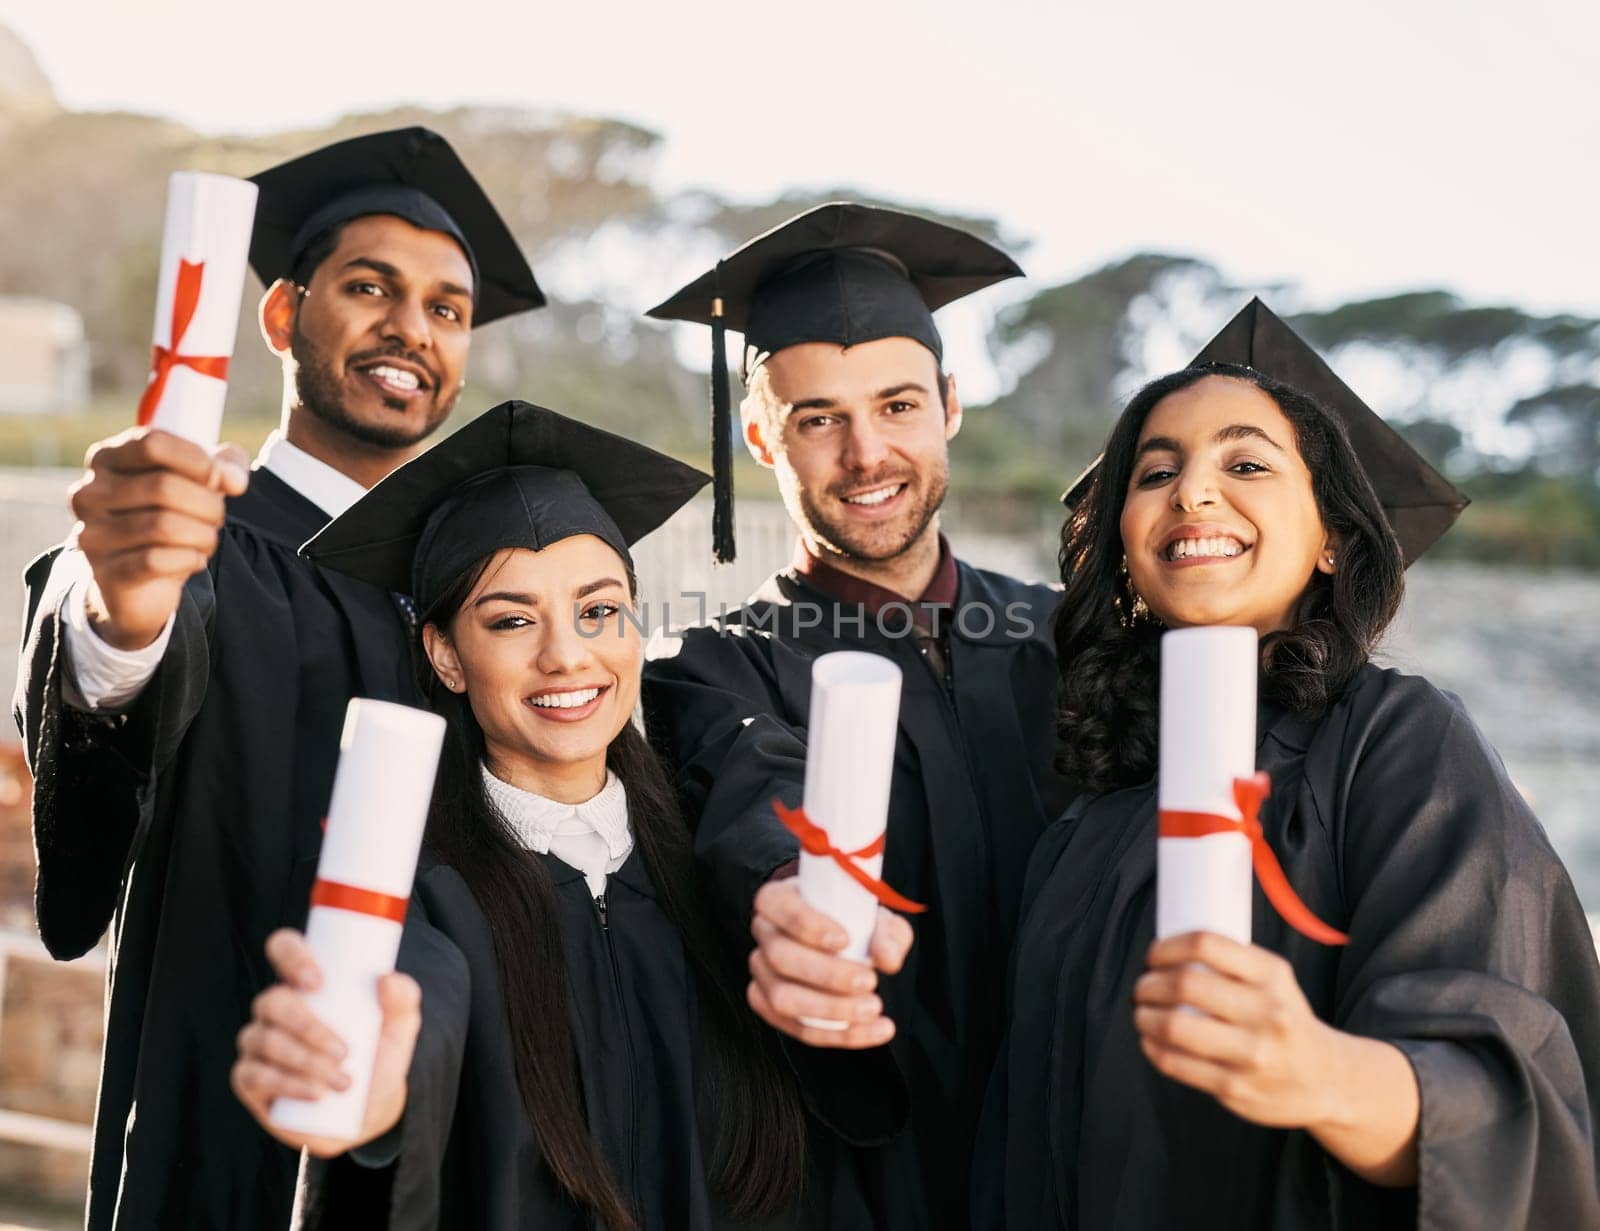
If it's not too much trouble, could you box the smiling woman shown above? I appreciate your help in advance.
[1119,376,1342,637]
[226,402,893,1229]
[422,538,640,805]
[972,331,1600,1228]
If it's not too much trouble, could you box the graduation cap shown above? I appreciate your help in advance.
[301,400,709,612]
[249,127,544,327]
[1062,298,1469,564]
[647,202,1023,562]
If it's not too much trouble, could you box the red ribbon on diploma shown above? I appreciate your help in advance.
[774,800,927,914]
[1159,772,1348,946]
[310,878,408,924]
[136,258,230,426]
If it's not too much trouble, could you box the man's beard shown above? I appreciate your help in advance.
[290,321,458,450]
[790,463,949,564]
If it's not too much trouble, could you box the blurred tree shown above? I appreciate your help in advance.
[3,14,1599,568]
[981,253,1235,470]
[1506,385,1600,481]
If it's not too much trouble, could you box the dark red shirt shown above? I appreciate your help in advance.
[790,533,959,633]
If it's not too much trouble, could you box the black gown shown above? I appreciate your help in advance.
[303,847,903,1230]
[12,468,417,1231]
[642,562,1078,1230]
[972,663,1600,1229]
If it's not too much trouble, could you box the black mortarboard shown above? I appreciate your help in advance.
[1062,297,1469,564]
[249,127,545,327]
[301,401,709,612]
[647,202,1023,562]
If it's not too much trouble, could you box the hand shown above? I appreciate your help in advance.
[231,929,420,1158]
[1134,931,1420,1185]
[746,878,912,1049]
[69,427,249,650]
[1133,931,1341,1128]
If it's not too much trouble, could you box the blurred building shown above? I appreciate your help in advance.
[0,298,89,417]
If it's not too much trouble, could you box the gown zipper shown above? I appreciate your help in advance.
[592,888,639,1216]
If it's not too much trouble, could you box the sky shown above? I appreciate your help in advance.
[3,0,1597,329]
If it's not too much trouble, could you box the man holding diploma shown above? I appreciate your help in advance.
[643,205,1079,1229]
[11,127,541,1230]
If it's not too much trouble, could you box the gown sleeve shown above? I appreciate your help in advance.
[13,544,215,958]
[642,629,808,928]
[645,632,914,1155]
[1319,673,1600,1227]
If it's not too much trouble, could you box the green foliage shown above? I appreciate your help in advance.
[1293,292,1600,362]
[983,253,1227,465]
[1430,470,1600,570]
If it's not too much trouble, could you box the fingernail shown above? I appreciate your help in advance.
[852,973,874,993]
[333,1070,350,1091]
[855,997,882,1021]
[826,931,847,949]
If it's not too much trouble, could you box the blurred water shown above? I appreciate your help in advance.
[1379,563,1600,909]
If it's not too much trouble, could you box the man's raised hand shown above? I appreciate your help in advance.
[69,427,249,649]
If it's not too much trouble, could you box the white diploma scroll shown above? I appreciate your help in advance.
[138,171,259,448]
[795,651,903,1029]
[1156,626,1258,944]
[270,699,446,1141]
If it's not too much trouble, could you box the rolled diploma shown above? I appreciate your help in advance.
[270,699,446,1141]
[796,651,903,1029]
[141,171,259,448]
[1156,626,1257,943]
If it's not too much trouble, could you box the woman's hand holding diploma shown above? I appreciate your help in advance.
[1134,930,1420,1187]
[232,929,421,1157]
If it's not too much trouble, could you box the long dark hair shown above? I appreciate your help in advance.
[1056,362,1405,794]
[418,556,807,1229]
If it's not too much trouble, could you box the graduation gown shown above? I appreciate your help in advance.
[642,562,1077,1230]
[12,468,416,1231]
[973,663,1600,1229]
[304,848,899,1230]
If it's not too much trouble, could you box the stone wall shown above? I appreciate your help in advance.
[0,744,99,1212]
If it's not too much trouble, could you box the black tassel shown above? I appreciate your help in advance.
[710,291,736,564]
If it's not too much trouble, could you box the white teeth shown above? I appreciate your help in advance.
[1167,537,1245,561]
[530,687,601,710]
[844,485,903,507]
[368,364,420,392]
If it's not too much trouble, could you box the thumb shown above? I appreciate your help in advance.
[208,443,251,496]
[360,973,422,1142]
[870,909,914,974]
[376,972,422,1044]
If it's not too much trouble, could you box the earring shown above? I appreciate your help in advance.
[1118,555,1153,627]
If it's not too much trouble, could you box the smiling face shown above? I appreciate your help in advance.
[421,537,640,801]
[745,336,961,564]
[268,213,474,452]
[1120,375,1337,635]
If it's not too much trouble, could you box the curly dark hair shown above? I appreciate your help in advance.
[1055,362,1405,794]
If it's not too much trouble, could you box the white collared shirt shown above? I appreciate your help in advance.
[481,766,634,899]
[57,431,369,712]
